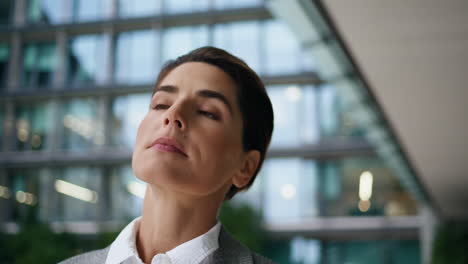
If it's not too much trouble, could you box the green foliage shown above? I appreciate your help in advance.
[95,230,120,249]
[432,221,468,264]
[218,202,268,252]
[0,223,81,264]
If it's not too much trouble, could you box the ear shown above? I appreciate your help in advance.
[232,150,261,189]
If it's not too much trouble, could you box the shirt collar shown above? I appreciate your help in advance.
[105,217,221,264]
[166,222,221,264]
[105,217,143,264]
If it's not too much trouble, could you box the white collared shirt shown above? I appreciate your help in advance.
[105,217,222,264]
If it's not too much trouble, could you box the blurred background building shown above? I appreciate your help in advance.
[1,0,466,263]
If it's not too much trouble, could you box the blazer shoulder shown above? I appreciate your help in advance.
[252,252,277,264]
[58,246,110,264]
[214,226,277,264]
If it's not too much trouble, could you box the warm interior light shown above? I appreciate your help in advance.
[127,181,146,198]
[0,185,11,199]
[285,86,302,102]
[16,191,26,203]
[280,184,296,200]
[31,134,42,148]
[55,179,98,203]
[359,171,373,201]
[15,190,37,206]
[358,199,371,212]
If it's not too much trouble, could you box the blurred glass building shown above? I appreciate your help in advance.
[0,0,430,263]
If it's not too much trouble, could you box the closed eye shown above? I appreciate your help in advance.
[153,104,169,110]
[198,110,220,121]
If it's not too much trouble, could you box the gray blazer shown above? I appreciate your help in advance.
[59,226,276,264]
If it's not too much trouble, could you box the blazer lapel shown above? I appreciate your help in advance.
[200,225,254,264]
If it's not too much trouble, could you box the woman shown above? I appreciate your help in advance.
[60,47,275,264]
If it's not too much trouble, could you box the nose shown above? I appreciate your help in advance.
[163,106,186,130]
[164,117,183,129]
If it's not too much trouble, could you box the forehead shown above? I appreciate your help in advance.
[159,62,238,100]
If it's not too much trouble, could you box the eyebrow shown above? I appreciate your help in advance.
[154,85,233,114]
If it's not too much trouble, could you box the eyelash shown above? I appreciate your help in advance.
[153,104,169,110]
[153,104,220,121]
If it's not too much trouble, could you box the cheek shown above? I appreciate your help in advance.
[135,117,147,146]
[135,113,158,148]
[201,126,243,173]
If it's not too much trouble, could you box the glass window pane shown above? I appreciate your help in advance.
[0,42,9,90]
[320,157,419,217]
[0,170,11,222]
[60,98,104,150]
[6,169,42,222]
[14,101,53,151]
[68,34,108,86]
[213,21,261,73]
[115,30,159,84]
[0,106,3,150]
[22,41,57,89]
[0,0,13,25]
[111,94,150,149]
[164,0,210,14]
[162,25,209,62]
[214,0,262,10]
[264,20,316,74]
[110,165,144,220]
[71,0,112,22]
[118,0,161,18]
[27,0,64,24]
[262,158,318,222]
[268,85,318,147]
[266,238,421,264]
[55,167,102,221]
[9,169,41,222]
[318,84,366,140]
[260,157,418,222]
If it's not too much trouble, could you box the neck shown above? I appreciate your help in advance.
[136,185,223,264]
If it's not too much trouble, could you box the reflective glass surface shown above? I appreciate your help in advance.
[22,41,57,89]
[60,98,104,150]
[0,0,13,25]
[27,0,63,24]
[258,157,418,222]
[268,84,365,147]
[264,20,316,74]
[161,25,209,62]
[213,21,261,73]
[8,169,41,222]
[71,0,112,22]
[68,34,108,86]
[111,94,150,149]
[0,170,9,222]
[318,84,366,140]
[261,158,317,222]
[0,43,9,89]
[268,85,319,147]
[14,101,53,151]
[164,0,210,14]
[109,165,144,220]
[214,0,262,10]
[264,237,420,264]
[0,107,3,150]
[118,0,161,18]
[56,167,102,221]
[115,30,159,84]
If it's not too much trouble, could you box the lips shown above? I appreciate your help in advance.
[149,137,188,157]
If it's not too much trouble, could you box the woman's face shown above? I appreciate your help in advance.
[132,62,252,198]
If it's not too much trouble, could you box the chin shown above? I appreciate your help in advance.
[134,160,184,183]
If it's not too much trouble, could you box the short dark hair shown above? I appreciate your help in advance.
[153,46,274,199]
